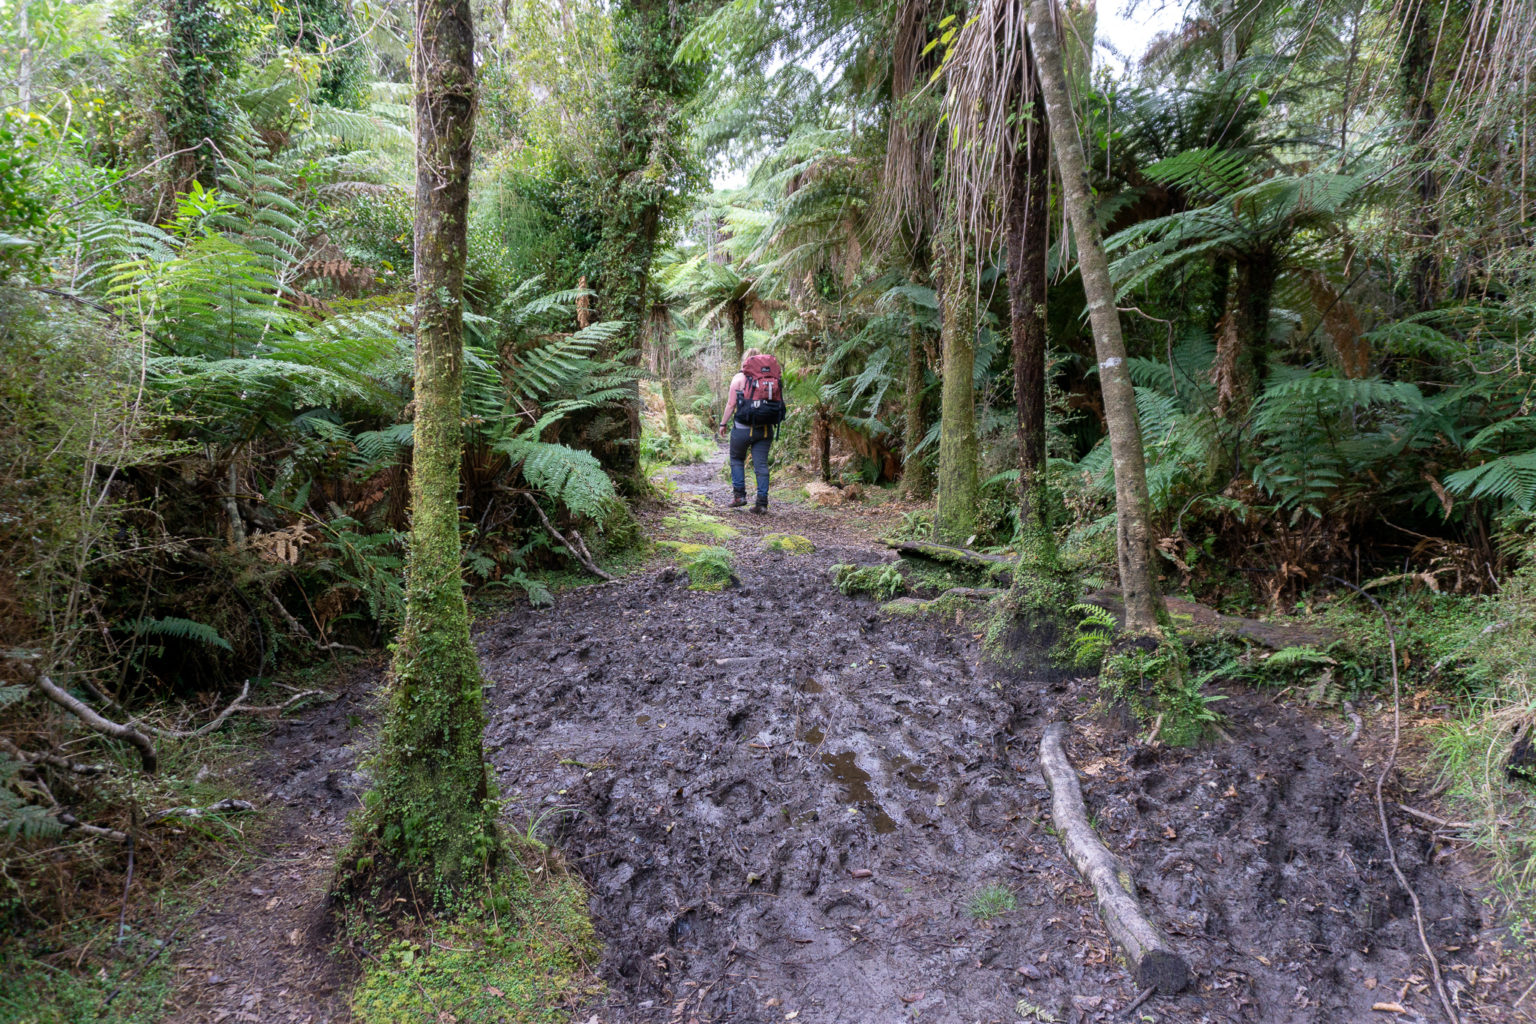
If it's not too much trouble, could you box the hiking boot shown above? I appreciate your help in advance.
[729,493,748,508]
[750,499,768,515]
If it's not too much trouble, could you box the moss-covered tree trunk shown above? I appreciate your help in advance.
[662,378,682,443]
[582,0,708,486]
[1027,0,1161,633]
[934,235,979,543]
[901,308,933,498]
[349,0,500,896]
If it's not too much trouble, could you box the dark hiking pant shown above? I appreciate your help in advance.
[729,424,772,503]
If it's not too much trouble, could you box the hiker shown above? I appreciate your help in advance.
[716,348,787,513]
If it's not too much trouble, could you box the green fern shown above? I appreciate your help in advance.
[126,616,232,652]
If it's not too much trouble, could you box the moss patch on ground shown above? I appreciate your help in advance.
[350,854,600,1024]
[760,533,814,554]
[657,541,735,590]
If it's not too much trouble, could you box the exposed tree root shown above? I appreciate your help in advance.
[1040,721,1190,996]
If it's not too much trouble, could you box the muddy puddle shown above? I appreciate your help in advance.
[475,479,1519,1024]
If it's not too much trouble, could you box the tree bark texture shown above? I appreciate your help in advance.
[1212,248,1277,421]
[901,311,933,498]
[1400,0,1441,312]
[1006,80,1051,535]
[935,236,979,543]
[729,298,746,364]
[1026,0,1162,633]
[361,0,499,892]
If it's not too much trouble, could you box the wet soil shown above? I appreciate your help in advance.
[477,447,1524,1024]
[161,444,1529,1023]
[159,664,376,1024]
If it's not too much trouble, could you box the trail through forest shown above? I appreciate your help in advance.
[164,448,1526,1024]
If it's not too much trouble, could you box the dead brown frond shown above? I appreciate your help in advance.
[874,0,939,258]
[940,0,1048,265]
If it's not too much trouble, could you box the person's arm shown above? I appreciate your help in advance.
[718,373,743,433]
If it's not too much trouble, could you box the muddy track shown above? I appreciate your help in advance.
[480,447,1518,1024]
[159,445,1523,1024]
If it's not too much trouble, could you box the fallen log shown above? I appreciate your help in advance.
[883,540,1013,573]
[1040,721,1190,996]
[881,587,1004,615]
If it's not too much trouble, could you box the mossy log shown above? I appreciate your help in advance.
[881,587,1002,615]
[1040,721,1190,996]
[884,539,1014,574]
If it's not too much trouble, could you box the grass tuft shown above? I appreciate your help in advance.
[966,882,1017,920]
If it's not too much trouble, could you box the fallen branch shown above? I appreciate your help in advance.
[521,493,617,582]
[1040,721,1190,995]
[56,811,129,842]
[884,539,1013,572]
[33,674,158,773]
[138,680,250,740]
[0,736,109,775]
[148,797,255,825]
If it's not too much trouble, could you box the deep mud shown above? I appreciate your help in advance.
[159,446,1528,1024]
[478,447,1523,1024]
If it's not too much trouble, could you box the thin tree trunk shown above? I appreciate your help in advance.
[813,406,833,483]
[935,234,979,543]
[353,0,500,895]
[1027,0,1161,633]
[1401,0,1441,312]
[662,378,682,443]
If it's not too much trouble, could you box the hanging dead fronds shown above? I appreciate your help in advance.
[940,0,1045,262]
[875,0,939,258]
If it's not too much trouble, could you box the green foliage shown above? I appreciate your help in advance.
[661,510,739,542]
[350,867,599,1024]
[833,563,907,602]
[1100,638,1224,747]
[1067,603,1118,668]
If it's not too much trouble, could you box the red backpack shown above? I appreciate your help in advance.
[737,354,787,427]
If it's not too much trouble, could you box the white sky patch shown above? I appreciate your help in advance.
[1097,0,1188,76]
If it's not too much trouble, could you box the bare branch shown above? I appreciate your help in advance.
[33,674,158,773]
[137,681,251,741]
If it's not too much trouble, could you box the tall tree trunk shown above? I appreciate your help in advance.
[813,407,833,483]
[1027,0,1161,633]
[935,234,979,543]
[901,304,933,498]
[662,378,682,443]
[1007,83,1051,535]
[351,0,500,895]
